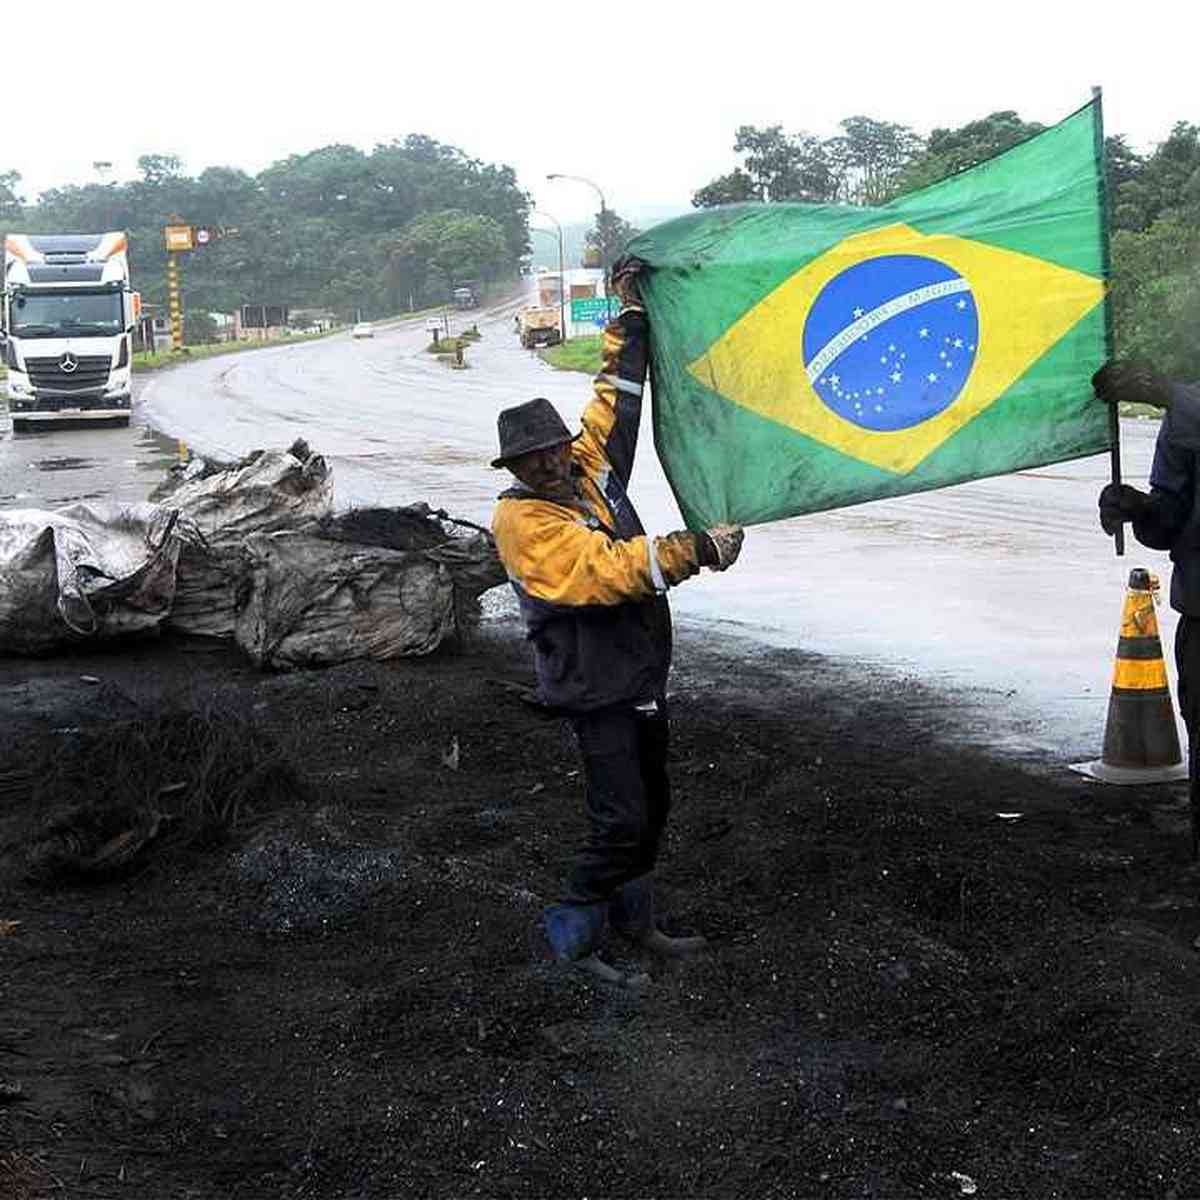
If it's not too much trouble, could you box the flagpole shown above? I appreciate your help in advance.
[1092,84,1124,557]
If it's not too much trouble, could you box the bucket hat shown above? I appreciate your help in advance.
[491,398,578,468]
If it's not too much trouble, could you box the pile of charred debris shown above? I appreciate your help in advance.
[0,438,507,669]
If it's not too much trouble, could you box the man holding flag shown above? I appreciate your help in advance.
[491,257,745,988]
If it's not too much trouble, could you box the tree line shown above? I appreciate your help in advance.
[0,138,533,326]
[692,112,1200,379]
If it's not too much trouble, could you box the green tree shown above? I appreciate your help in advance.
[732,125,798,200]
[693,126,840,207]
[890,111,1043,197]
[0,170,22,219]
[137,153,184,186]
[1110,122,1200,233]
[585,209,641,269]
[386,210,509,310]
[692,170,758,208]
[183,310,219,344]
[1110,215,1200,378]
[826,116,924,204]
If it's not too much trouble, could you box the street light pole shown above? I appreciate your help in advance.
[547,172,610,271]
[532,209,568,344]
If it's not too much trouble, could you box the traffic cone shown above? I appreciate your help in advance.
[1071,567,1188,784]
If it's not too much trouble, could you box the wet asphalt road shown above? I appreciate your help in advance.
[0,377,183,510]
[0,303,1178,761]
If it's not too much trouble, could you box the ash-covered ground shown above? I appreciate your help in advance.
[3,615,1200,1199]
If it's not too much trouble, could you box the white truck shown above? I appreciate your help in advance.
[3,232,140,431]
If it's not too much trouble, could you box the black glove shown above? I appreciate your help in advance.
[695,524,745,570]
[1098,482,1150,535]
[1092,359,1172,410]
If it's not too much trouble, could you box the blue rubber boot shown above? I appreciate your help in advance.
[544,902,651,989]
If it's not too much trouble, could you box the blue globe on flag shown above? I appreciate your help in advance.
[802,254,979,433]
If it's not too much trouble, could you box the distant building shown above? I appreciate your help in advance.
[289,308,338,333]
[233,304,291,342]
[535,267,610,338]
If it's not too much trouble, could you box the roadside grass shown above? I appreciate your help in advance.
[540,336,602,374]
[134,326,344,371]
[425,337,469,354]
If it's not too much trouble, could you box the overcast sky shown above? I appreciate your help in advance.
[7,1,1195,225]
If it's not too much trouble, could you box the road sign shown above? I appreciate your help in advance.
[164,224,194,252]
[570,296,620,322]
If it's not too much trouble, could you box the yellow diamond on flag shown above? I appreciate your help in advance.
[687,223,1106,475]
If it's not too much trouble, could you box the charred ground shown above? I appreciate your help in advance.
[2,615,1200,1199]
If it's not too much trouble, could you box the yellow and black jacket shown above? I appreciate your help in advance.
[492,308,702,711]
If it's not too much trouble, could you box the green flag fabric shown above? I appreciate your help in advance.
[629,101,1111,529]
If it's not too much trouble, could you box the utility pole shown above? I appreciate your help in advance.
[547,172,609,270]
[163,222,195,351]
[167,254,183,351]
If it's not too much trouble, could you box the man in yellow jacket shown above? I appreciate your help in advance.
[492,257,744,987]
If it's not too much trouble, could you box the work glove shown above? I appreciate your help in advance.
[610,254,649,313]
[697,523,745,571]
[1098,482,1150,536]
[1092,359,1172,410]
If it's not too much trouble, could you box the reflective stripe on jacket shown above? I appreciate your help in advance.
[492,308,701,711]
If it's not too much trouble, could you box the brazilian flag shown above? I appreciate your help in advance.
[630,100,1111,528]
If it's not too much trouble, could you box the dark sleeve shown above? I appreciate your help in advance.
[573,307,649,489]
[1132,422,1194,550]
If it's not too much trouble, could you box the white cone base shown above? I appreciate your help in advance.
[1069,759,1189,785]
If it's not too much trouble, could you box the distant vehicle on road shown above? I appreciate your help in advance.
[3,232,139,431]
[517,305,562,349]
[351,322,374,339]
[452,283,480,310]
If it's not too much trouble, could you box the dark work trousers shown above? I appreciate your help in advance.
[562,702,671,905]
[1177,617,1200,851]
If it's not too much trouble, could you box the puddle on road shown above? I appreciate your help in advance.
[338,445,479,467]
[134,426,187,472]
[45,491,106,504]
[407,445,481,466]
[1,421,187,511]
[30,457,98,473]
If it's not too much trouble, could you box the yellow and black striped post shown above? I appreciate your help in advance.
[1072,567,1187,784]
[167,253,183,351]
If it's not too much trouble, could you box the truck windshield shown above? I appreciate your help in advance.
[9,290,123,338]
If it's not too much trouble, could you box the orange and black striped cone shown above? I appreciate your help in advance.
[1071,568,1188,784]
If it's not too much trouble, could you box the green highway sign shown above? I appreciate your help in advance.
[570,296,621,322]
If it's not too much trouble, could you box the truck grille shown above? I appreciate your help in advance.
[19,394,119,413]
[25,354,112,394]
